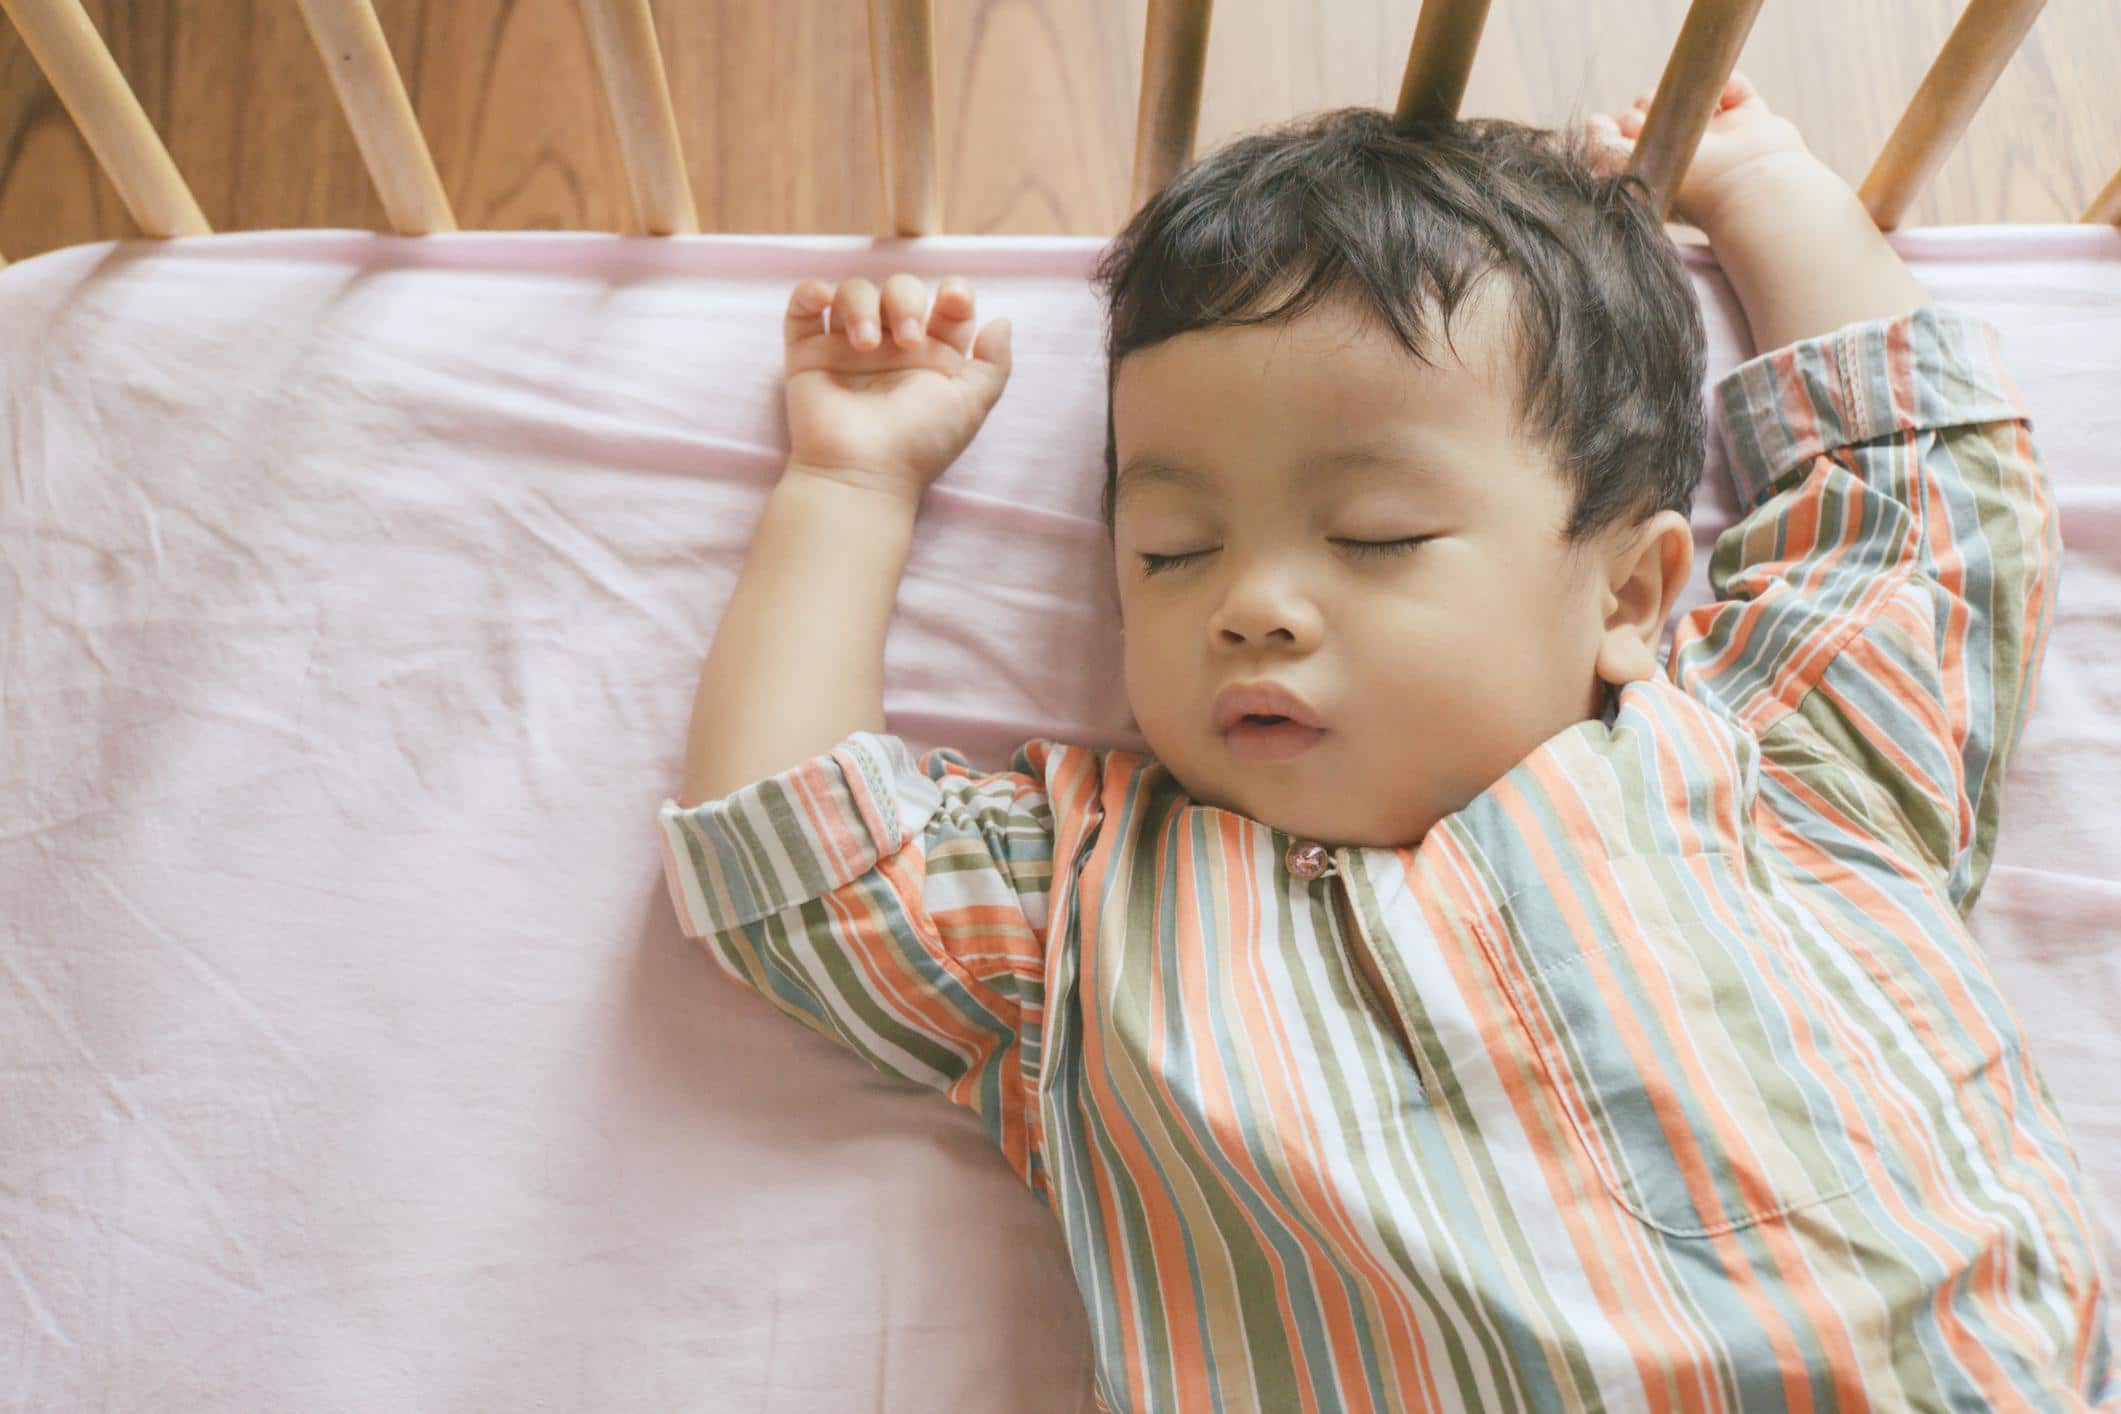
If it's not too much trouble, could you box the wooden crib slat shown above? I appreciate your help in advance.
[0,0,210,240]
[868,0,943,236]
[1859,0,2047,231]
[1394,0,1491,125]
[579,0,699,236]
[1626,0,1767,222]
[1129,0,1213,219]
[2085,161,2121,225]
[293,0,456,235]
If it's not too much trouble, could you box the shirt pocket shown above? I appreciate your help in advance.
[1468,850,1881,1238]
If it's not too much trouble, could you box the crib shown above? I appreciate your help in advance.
[1,0,2116,1409]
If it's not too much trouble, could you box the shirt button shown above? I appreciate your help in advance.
[1285,840,1335,879]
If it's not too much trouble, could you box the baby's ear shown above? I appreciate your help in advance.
[1595,511,1693,685]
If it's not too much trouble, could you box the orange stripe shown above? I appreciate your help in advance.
[1204,821,1342,1410]
[1752,763,2040,1176]
[1073,797,1199,1413]
[1428,827,1706,1413]
[803,747,875,882]
[1146,820,1235,1407]
[1644,703,1875,1405]
[1742,780,2059,1377]
[1086,789,1155,1414]
[1768,458,1914,719]
[2014,430,2062,722]
[1669,350,1824,698]
[1747,802,2057,1388]
[1501,758,1822,1411]
[1230,817,1387,1411]
[1206,813,1445,1409]
[1434,848,1707,1410]
[1201,817,1448,1408]
[1781,344,1824,461]
[1809,603,1959,810]
[1655,687,1742,855]
[1077,847,1162,1414]
[1907,421,1975,832]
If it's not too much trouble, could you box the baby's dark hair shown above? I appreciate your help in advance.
[1089,106,1706,550]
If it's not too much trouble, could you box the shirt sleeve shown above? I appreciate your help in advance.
[656,731,1067,1187]
[1668,303,2061,917]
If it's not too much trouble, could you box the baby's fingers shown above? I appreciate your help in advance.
[786,277,880,350]
[831,277,884,349]
[924,277,980,357]
[879,273,930,348]
[1614,70,1756,135]
[784,279,837,347]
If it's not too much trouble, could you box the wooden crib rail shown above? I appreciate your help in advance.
[1,0,2117,272]
[0,0,208,260]
[576,0,699,236]
[1860,0,2049,230]
[1393,0,1488,127]
[870,0,943,238]
[1130,0,1214,221]
[1620,0,1765,222]
[2090,167,2121,227]
[292,0,455,236]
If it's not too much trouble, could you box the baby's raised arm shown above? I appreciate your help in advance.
[1593,75,2060,914]
[676,275,1013,807]
[1592,72,1930,345]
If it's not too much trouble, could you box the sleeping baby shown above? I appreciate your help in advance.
[658,72,2117,1412]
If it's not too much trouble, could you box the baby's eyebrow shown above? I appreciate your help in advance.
[1115,443,1440,505]
[1113,460,1216,504]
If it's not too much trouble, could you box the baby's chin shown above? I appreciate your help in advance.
[1175,768,1434,849]
[1261,812,1433,851]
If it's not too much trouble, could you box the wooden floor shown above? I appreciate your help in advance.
[1,0,2116,263]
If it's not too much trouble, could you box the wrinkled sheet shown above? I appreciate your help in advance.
[2,226,2116,1410]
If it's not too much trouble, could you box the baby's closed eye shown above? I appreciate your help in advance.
[1137,536,1434,576]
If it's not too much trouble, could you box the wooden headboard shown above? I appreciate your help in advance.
[0,0,2115,272]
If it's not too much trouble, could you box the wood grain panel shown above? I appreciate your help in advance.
[2,0,2116,264]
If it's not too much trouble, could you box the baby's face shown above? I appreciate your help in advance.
[1111,280,1627,848]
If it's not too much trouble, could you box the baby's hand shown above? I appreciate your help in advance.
[780,274,1013,503]
[1584,71,1818,232]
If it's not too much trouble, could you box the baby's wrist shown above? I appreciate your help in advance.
[1686,150,1842,239]
[1695,150,1931,353]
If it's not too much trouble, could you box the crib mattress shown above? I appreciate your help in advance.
[1,226,2116,1410]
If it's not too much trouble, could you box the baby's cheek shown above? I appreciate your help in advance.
[1374,616,1473,701]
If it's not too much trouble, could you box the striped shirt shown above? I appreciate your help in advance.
[658,304,2116,1411]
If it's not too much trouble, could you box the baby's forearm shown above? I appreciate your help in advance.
[1696,152,1932,354]
[676,467,919,808]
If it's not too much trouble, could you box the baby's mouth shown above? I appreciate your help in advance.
[1223,717,1328,761]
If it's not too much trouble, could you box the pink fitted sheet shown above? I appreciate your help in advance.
[1,225,2116,1410]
